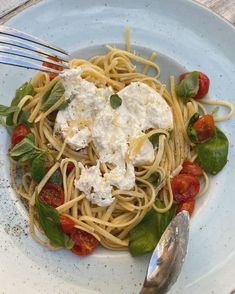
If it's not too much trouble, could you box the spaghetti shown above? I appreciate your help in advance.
[5,36,234,255]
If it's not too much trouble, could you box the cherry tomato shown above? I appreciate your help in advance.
[39,183,64,208]
[11,123,31,146]
[70,228,99,256]
[177,198,195,216]
[66,162,75,174]
[192,114,215,142]
[60,215,75,233]
[42,56,63,80]
[179,71,210,100]
[181,161,203,177]
[171,174,200,203]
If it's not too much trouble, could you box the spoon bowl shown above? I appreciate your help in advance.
[140,211,190,294]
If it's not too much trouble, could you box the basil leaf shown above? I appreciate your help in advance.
[9,137,35,158]
[11,82,34,106]
[187,112,200,143]
[41,80,65,112]
[147,172,161,187]
[196,127,228,174]
[9,136,44,162]
[110,94,122,109]
[35,194,74,249]
[6,82,34,126]
[48,169,63,187]
[31,154,47,183]
[149,133,160,148]
[0,105,18,116]
[176,71,199,102]
[128,200,177,256]
[58,100,69,110]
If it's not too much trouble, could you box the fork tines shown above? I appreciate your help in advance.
[0,25,69,74]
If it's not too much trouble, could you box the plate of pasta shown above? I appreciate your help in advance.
[0,0,235,293]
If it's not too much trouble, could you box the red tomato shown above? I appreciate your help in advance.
[70,228,99,256]
[181,161,203,177]
[39,183,64,208]
[171,174,200,203]
[192,114,215,142]
[42,56,63,80]
[60,215,75,233]
[66,162,75,174]
[177,198,195,216]
[179,71,210,100]
[11,123,31,146]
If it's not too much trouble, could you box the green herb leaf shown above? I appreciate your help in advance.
[58,100,69,110]
[128,200,177,256]
[48,169,63,187]
[40,80,65,112]
[9,136,44,162]
[176,72,199,103]
[30,153,47,184]
[149,133,160,148]
[110,94,122,109]
[196,127,228,174]
[147,172,161,187]
[35,193,74,249]
[0,104,18,116]
[187,112,200,143]
[11,82,34,106]
[5,81,34,126]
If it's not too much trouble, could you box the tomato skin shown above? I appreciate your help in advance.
[11,123,31,146]
[192,114,215,143]
[181,161,203,177]
[70,228,99,256]
[39,183,64,208]
[171,174,200,203]
[66,162,75,174]
[60,215,75,233]
[42,56,63,80]
[177,198,195,216]
[179,71,210,100]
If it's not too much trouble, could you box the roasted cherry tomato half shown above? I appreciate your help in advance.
[179,71,210,100]
[60,215,75,233]
[11,123,31,146]
[181,161,203,177]
[70,228,99,256]
[192,114,215,143]
[39,183,64,208]
[177,198,195,217]
[171,174,200,203]
[42,56,63,80]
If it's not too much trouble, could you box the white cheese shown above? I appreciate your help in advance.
[74,162,114,207]
[56,69,174,206]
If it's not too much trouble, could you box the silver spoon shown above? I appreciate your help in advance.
[140,211,190,294]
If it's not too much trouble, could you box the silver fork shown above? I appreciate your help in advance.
[0,25,69,75]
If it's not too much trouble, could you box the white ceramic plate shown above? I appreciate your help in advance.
[0,1,235,293]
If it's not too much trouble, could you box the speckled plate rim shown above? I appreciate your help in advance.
[0,0,235,293]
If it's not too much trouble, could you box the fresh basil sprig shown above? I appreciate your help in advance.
[41,80,65,112]
[110,94,122,109]
[196,127,228,174]
[6,82,34,126]
[176,71,199,103]
[31,153,47,184]
[9,135,45,162]
[48,169,63,187]
[35,193,74,249]
[128,200,177,256]
[187,112,200,144]
[0,105,18,116]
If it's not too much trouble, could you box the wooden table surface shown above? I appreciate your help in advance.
[0,0,234,24]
